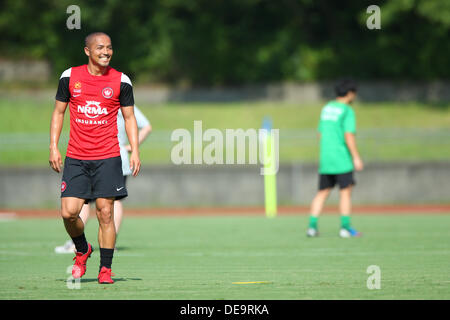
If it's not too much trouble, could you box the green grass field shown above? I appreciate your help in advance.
[1,214,449,300]
[1,98,449,165]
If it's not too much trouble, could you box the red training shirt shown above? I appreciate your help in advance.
[55,64,134,160]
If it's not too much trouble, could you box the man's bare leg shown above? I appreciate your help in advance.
[58,201,120,253]
[61,197,86,238]
[96,198,115,248]
[339,186,361,237]
[96,197,116,272]
[62,197,93,278]
[311,188,332,218]
[57,200,123,253]
[339,186,352,230]
[76,202,124,235]
[113,200,123,234]
[55,201,90,254]
[61,197,90,255]
[339,186,352,217]
[82,200,121,233]
[79,203,90,225]
[307,188,332,236]
[97,200,122,249]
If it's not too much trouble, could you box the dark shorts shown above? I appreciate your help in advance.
[319,171,355,190]
[61,156,128,202]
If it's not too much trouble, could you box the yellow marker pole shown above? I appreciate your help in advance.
[262,117,277,218]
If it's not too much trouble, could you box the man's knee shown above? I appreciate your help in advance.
[97,206,113,224]
[318,188,332,198]
[340,186,353,195]
[61,200,83,221]
[61,212,78,223]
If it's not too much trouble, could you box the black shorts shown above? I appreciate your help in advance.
[61,156,128,202]
[319,171,355,190]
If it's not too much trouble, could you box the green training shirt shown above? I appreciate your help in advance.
[318,100,356,174]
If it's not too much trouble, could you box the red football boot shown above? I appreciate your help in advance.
[72,243,93,279]
[98,266,115,284]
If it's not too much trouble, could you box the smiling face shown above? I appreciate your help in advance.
[84,34,113,68]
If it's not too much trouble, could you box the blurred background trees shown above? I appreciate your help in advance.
[0,0,449,85]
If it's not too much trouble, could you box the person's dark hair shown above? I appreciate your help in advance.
[85,32,110,48]
[335,78,357,97]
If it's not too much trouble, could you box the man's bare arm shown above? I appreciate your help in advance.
[125,124,152,152]
[121,106,141,176]
[138,124,152,144]
[345,132,364,171]
[49,100,68,173]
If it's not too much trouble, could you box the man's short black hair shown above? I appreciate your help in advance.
[85,32,110,48]
[335,78,357,97]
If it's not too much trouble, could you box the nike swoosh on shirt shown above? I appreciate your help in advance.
[116,187,124,191]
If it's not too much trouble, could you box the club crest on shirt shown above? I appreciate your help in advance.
[102,87,114,99]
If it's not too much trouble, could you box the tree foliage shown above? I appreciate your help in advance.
[0,0,448,85]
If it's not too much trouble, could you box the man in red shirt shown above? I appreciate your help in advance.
[49,32,141,284]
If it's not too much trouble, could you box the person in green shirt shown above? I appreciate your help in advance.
[307,79,364,238]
